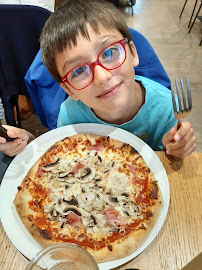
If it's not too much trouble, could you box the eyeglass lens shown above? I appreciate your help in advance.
[67,42,125,89]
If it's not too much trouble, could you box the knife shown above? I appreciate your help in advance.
[0,125,15,142]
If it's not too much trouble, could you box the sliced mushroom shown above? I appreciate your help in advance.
[42,158,59,172]
[58,216,67,229]
[58,172,70,178]
[90,212,106,228]
[122,201,141,219]
[63,196,78,206]
[112,175,127,191]
[78,192,96,208]
[58,159,75,173]
[62,206,82,216]
[90,214,97,225]
[56,174,76,184]
[87,155,99,167]
[75,168,96,183]
[81,213,91,227]
[92,192,105,210]
[44,157,59,167]
[104,194,119,207]
[80,168,91,178]
[44,204,54,214]
[88,151,103,165]
[85,206,94,213]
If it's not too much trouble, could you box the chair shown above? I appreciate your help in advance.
[107,0,136,15]
[25,28,171,130]
[119,0,136,15]
[188,0,202,45]
[0,4,51,127]
[179,0,199,28]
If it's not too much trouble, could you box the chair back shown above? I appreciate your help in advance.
[0,4,51,126]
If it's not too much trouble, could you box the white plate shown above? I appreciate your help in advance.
[0,123,170,270]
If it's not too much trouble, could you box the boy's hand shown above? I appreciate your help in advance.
[0,125,35,157]
[162,122,196,158]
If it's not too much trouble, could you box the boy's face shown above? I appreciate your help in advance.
[56,26,139,123]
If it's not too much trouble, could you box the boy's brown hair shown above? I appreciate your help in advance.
[40,0,132,83]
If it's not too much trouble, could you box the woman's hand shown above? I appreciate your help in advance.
[0,125,35,157]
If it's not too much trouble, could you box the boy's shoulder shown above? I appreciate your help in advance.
[135,75,171,96]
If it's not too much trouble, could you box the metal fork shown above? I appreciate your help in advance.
[171,76,192,130]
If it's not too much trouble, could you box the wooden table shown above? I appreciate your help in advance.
[0,152,202,270]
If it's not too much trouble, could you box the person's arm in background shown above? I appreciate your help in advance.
[0,125,35,157]
[0,97,5,122]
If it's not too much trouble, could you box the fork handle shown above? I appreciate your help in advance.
[177,119,182,130]
[173,119,183,161]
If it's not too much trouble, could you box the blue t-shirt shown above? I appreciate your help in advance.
[57,76,177,150]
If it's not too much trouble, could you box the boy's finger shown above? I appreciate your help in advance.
[170,126,177,138]
[166,135,196,156]
[166,128,195,151]
[162,125,177,145]
[173,122,191,142]
[183,143,196,157]
[166,142,196,157]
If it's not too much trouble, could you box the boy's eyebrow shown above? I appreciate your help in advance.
[63,56,84,71]
[63,35,118,71]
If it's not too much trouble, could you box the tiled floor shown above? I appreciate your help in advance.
[22,0,202,151]
[120,0,202,151]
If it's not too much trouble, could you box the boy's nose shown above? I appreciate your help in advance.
[93,65,112,85]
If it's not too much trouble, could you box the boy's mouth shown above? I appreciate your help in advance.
[97,83,122,99]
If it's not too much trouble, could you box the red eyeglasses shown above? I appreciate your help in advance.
[61,38,128,90]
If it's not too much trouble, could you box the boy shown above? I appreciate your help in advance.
[0,0,196,157]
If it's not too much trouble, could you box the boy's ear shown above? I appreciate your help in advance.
[128,41,139,67]
[59,82,79,101]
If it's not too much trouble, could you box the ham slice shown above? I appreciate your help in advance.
[89,143,104,152]
[103,206,126,226]
[66,212,81,226]
[72,163,84,174]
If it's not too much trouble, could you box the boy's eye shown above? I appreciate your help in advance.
[102,47,118,60]
[72,65,86,77]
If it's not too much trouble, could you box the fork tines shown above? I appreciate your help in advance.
[171,76,192,114]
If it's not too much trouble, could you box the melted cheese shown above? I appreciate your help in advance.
[40,142,147,242]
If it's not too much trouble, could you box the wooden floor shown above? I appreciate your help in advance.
[22,0,202,151]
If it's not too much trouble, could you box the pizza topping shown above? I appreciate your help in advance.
[75,168,96,183]
[104,206,126,226]
[66,212,81,226]
[42,158,59,171]
[63,197,78,206]
[88,143,105,152]
[72,163,85,174]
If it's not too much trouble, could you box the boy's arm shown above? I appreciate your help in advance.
[0,125,35,157]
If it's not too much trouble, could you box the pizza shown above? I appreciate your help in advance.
[13,133,162,262]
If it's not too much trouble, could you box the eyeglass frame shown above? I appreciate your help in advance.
[61,38,128,90]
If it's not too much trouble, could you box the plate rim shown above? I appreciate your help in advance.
[0,123,170,270]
